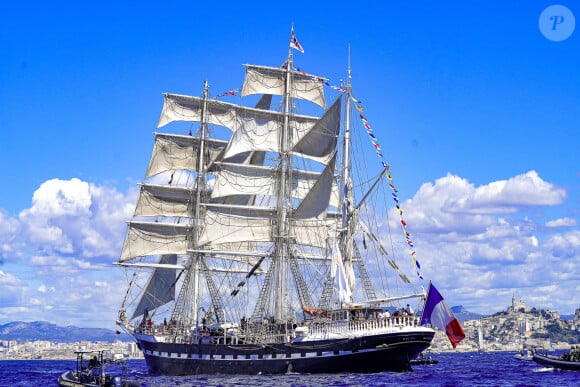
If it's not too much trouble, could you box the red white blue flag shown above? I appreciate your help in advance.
[290,28,304,53]
[420,282,466,348]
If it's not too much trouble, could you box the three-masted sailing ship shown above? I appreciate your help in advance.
[116,30,435,375]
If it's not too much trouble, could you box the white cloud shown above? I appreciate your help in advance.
[0,209,22,263]
[37,284,55,293]
[407,171,566,226]
[546,217,577,227]
[396,171,577,315]
[26,178,93,217]
[0,270,28,309]
[18,178,136,260]
[464,170,566,209]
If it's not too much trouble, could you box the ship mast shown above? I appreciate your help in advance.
[273,40,295,321]
[341,46,353,230]
[191,80,210,325]
[170,81,210,327]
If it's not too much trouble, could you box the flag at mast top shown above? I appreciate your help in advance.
[290,27,304,53]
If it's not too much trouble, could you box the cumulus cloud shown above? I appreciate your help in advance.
[402,170,566,235]
[451,170,567,212]
[0,270,28,308]
[393,171,577,315]
[0,209,22,264]
[18,178,136,260]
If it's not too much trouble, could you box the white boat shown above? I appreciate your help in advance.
[115,28,435,375]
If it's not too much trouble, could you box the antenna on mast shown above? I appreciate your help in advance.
[347,44,352,93]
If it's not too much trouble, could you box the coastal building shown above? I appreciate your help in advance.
[509,294,531,314]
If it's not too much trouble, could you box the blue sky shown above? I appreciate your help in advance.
[0,1,578,329]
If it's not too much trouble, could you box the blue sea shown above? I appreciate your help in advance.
[1,352,578,386]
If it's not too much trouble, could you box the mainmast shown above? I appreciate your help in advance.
[273,40,295,321]
[191,80,210,325]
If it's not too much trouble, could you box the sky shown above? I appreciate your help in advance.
[0,1,578,330]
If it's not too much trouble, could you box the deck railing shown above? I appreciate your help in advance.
[134,315,422,344]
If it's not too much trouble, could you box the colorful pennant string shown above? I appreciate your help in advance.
[348,90,423,280]
[215,87,241,99]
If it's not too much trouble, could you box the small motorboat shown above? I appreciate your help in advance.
[514,345,536,361]
[532,346,580,371]
[57,349,140,387]
[410,351,438,366]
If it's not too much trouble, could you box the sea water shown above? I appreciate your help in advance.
[1,351,578,386]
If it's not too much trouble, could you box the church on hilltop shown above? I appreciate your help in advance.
[509,294,531,314]
[508,294,560,322]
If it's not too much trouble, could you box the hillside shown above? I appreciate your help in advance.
[0,321,132,343]
[452,305,485,322]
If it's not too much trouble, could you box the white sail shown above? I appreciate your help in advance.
[134,183,195,218]
[145,133,227,177]
[290,218,340,249]
[222,98,340,165]
[221,111,318,162]
[158,94,237,129]
[119,221,191,262]
[198,209,339,250]
[198,209,273,247]
[293,154,336,219]
[211,162,340,208]
[242,64,326,108]
[292,96,341,162]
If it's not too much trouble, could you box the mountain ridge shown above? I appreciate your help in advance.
[0,321,131,343]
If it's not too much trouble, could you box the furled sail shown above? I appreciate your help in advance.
[130,254,178,320]
[241,65,326,109]
[331,240,352,303]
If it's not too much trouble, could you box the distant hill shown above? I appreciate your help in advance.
[451,305,485,322]
[0,321,132,343]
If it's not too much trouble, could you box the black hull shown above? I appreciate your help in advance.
[532,354,580,371]
[136,330,434,375]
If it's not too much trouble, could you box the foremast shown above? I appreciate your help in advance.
[169,80,210,329]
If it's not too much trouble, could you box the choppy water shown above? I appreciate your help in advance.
[1,351,578,386]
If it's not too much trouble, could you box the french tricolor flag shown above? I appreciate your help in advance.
[420,282,466,348]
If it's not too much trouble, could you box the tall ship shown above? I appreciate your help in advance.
[116,30,435,375]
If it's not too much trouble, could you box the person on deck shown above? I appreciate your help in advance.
[88,355,100,368]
